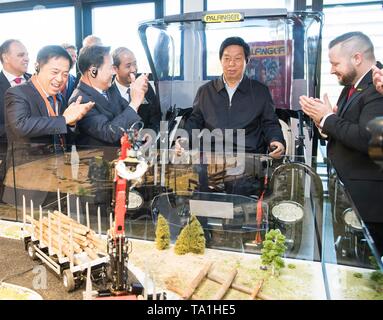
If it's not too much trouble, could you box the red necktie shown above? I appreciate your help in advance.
[347,86,356,101]
[13,77,23,85]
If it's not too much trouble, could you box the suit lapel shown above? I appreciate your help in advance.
[28,81,50,116]
[339,90,362,117]
[0,71,11,92]
[338,69,373,117]
[79,81,115,119]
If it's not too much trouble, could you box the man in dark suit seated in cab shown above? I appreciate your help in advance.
[178,36,285,157]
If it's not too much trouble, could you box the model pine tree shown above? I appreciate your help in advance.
[174,215,205,255]
[261,229,287,276]
[188,215,206,254]
[155,214,170,250]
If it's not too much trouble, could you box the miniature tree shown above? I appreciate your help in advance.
[174,225,189,255]
[155,214,170,250]
[188,215,206,254]
[370,271,383,293]
[261,229,287,276]
[174,215,205,255]
[368,256,383,293]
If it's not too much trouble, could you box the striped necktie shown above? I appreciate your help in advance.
[101,91,108,101]
[126,86,131,102]
[47,96,64,153]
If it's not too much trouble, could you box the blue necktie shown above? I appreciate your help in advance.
[101,91,108,101]
[47,96,55,111]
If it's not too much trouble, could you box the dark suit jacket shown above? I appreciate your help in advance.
[5,80,68,146]
[69,81,141,147]
[323,63,383,222]
[111,82,162,133]
[62,74,77,103]
[0,72,32,198]
[3,80,70,206]
[0,71,31,141]
[184,75,285,154]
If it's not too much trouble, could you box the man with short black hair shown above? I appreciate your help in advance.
[3,45,94,206]
[112,47,161,132]
[70,45,147,147]
[5,45,94,146]
[177,36,285,197]
[181,36,285,156]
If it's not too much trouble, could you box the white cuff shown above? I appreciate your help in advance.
[320,112,334,128]
[129,103,138,113]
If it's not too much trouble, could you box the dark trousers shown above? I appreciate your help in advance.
[0,141,7,201]
[343,178,383,258]
[364,222,383,259]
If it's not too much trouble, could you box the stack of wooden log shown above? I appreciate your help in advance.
[165,261,271,300]
[27,210,107,265]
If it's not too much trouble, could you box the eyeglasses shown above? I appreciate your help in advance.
[222,56,244,65]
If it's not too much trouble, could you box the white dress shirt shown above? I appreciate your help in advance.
[320,68,371,129]
[115,80,131,103]
[2,69,27,87]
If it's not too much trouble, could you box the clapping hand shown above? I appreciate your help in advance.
[63,96,94,126]
[129,73,149,111]
[372,65,383,95]
[299,94,334,125]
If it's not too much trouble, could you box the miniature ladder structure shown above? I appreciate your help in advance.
[165,261,268,300]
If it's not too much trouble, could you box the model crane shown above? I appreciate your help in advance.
[105,122,148,297]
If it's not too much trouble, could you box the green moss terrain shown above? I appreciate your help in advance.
[128,239,327,300]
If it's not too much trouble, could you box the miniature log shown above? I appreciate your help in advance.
[207,272,250,294]
[49,216,88,236]
[250,279,264,300]
[83,247,99,260]
[52,210,89,231]
[207,273,272,300]
[34,223,82,254]
[182,261,213,300]
[212,269,237,300]
[165,281,184,297]
[39,219,82,253]
[52,211,89,234]
[33,227,76,260]
[27,208,107,263]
